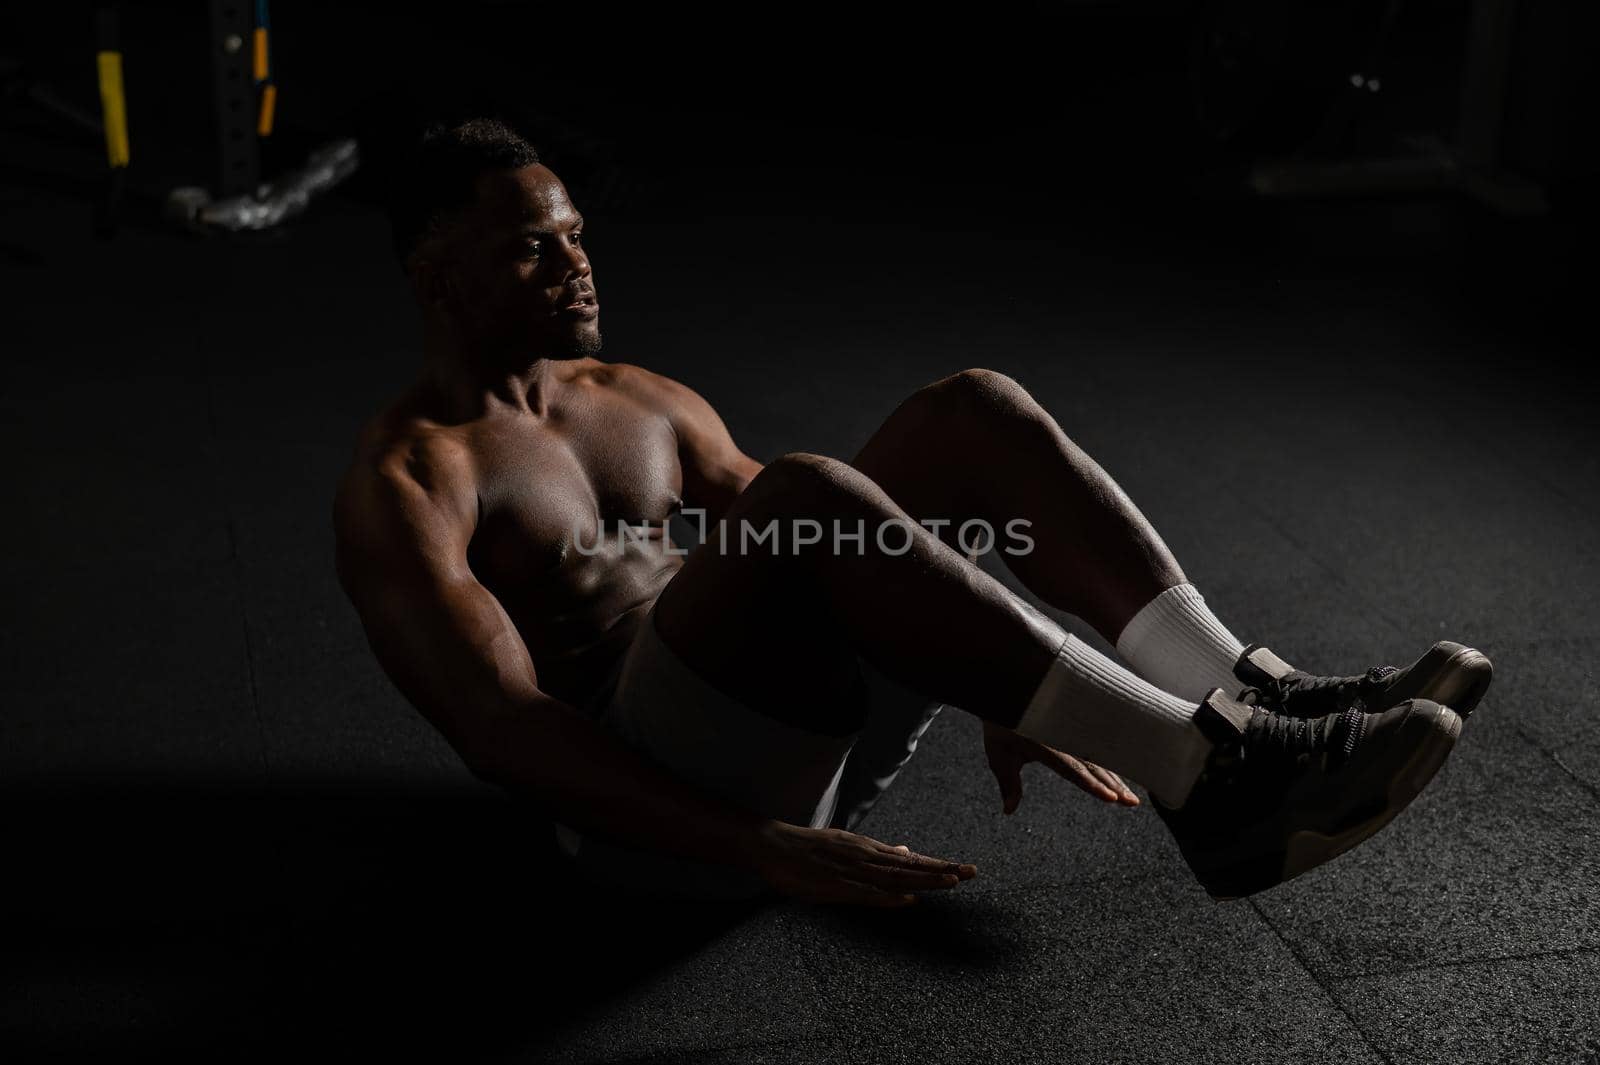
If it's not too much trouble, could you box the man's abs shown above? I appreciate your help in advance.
[491,551,683,707]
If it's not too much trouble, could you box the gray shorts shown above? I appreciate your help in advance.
[556,600,944,899]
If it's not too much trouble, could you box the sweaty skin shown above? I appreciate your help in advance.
[335,164,979,905]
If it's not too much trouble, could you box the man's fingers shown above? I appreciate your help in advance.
[1090,763,1140,806]
[773,830,975,907]
[854,862,965,892]
[863,839,916,860]
[876,848,977,880]
[1047,751,1120,801]
[854,836,977,880]
[1080,760,1138,805]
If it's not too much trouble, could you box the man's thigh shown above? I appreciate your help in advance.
[846,372,981,550]
[654,469,868,736]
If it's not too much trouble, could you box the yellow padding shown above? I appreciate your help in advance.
[95,50,129,168]
[257,83,277,137]
[252,28,269,81]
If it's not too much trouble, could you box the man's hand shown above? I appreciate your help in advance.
[746,821,977,907]
[982,720,1140,812]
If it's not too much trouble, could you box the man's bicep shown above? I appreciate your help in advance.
[646,372,763,517]
[337,472,543,758]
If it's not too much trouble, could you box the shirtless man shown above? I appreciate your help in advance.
[334,119,1492,906]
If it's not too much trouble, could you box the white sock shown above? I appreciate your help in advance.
[1115,583,1261,703]
[1014,634,1214,808]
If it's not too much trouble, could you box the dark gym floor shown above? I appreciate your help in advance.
[5,29,1598,1062]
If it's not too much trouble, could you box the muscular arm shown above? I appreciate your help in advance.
[333,445,770,870]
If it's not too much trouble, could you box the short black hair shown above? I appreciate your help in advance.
[388,118,541,266]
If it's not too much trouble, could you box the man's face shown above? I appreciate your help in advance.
[428,164,600,360]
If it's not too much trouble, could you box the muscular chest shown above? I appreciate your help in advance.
[467,399,684,588]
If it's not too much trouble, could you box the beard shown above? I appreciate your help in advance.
[524,309,602,360]
[471,316,602,363]
[560,324,603,359]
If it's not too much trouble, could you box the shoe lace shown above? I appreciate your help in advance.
[1281,671,1359,698]
[1235,681,1273,703]
[1243,710,1323,760]
[1237,677,1287,708]
[1243,665,1399,712]
[1359,665,1399,696]
[1243,704,1366,766]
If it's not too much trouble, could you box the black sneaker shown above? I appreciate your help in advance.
[1155,689,1462,901]
[1234,642,1493,720]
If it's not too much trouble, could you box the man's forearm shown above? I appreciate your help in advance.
[469,696,777,870]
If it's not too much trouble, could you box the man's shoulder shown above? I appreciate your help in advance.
[348,381,474,477]
[589,359,701,413]
[335,399,477,545]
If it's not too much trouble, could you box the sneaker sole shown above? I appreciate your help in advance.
[1406,642,1493,719]
[1208,700,1462,901]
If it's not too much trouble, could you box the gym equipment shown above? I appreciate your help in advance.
[166,137,358,233]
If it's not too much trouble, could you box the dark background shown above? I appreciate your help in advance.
[5,1,1594,360]
[3,2,1597,1063]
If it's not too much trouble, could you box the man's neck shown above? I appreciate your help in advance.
[422,328,571,421]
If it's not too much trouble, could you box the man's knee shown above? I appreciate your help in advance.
[921,367,1044,426]
[744,451,865,513]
